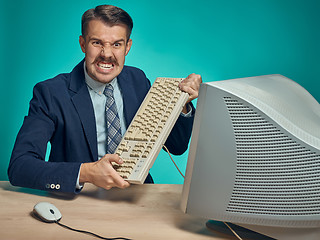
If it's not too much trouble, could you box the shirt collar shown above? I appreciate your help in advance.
[83,61,117,95]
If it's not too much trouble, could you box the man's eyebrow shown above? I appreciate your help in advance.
[88,37,126,44]
[113,39,126,44]
[88,37,102,42]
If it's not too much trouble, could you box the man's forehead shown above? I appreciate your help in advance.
[85,20,129,39]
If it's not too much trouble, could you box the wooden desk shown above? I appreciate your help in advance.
[0,182,233,240]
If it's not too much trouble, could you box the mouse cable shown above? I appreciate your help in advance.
[163,145,185,178]
[55,221,132,240]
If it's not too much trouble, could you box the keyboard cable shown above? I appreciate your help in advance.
[163,145,243,240]
[163,145,185,178]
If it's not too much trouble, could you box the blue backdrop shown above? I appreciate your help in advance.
[1,0,319,184]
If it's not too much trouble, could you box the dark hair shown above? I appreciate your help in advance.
[81,5,133,39]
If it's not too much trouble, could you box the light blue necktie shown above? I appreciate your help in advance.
[103,84,122,154]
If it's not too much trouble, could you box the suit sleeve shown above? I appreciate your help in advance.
[164,103,195,155]
[8,82,81,193]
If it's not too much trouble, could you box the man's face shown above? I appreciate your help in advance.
[79,20,132,83]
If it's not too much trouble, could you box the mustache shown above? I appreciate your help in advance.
[94,57,118,65]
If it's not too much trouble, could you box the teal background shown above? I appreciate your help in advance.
[1,0,320,184]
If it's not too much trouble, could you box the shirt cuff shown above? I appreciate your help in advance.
[76,165,84,190]
[180,103,193,118]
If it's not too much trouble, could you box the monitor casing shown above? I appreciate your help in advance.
[181,74,320,240]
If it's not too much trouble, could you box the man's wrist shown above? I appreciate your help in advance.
[79,162,92,184]
[180,103,192,117]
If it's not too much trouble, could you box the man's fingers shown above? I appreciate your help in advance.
[103,154,130,189]
[179,73,202,103]
[113,174,130,189]
[180,84,198,100]
[84,154,130,190]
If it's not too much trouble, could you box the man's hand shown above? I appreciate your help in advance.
[79,154,130,190]
[179,73,202,113]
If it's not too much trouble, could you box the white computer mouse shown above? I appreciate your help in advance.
[33,202,62,223]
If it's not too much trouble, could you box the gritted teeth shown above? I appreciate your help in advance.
[98,62,114,69]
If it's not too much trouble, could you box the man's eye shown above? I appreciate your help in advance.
[92,41,101,46]
[114,43,122,47]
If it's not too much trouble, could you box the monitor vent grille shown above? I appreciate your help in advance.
[224,97,320,216]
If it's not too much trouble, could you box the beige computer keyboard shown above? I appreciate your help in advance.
[113,77,189,184]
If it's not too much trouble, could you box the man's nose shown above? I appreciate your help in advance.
[100,45,113,57]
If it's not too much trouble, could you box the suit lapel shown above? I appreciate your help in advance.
[69,60,98,161]
[117,70,137,128]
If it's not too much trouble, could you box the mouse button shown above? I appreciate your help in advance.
[49,205,62,220]
[33,202,61,222]
[33,208,56,223]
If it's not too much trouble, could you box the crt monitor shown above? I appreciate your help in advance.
[181,74,320,240]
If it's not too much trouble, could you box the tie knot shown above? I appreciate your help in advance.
[103,84,114,97]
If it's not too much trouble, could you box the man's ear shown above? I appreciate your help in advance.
[79,35,86,53]
[125,39,132,56]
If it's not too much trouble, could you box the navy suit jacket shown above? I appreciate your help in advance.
[8,60,194,193]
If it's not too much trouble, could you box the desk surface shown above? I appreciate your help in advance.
[0,182,235,240]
